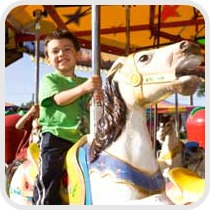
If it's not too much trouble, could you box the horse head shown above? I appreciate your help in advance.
[109,40,202,106]
[90,40,203,162]
[156,115,174,145]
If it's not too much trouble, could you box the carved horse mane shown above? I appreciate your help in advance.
[90,68,127,162]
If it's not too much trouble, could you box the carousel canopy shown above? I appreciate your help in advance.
[5,5,205,68]
[146,100,195,114]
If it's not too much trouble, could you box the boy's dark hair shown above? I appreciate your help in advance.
[44,30,80,57]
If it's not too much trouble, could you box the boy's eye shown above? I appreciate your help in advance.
[51,46,72,54]
[64,47,71,52]
[52,49,59,54]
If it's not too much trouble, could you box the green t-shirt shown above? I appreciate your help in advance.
[39,72,91,143]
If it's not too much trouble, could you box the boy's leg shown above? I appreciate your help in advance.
[32,132,73,205]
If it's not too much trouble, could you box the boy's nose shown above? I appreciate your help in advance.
[58,49,65,55]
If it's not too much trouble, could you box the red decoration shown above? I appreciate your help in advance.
[186,107,205,148]
[160,5,180,22]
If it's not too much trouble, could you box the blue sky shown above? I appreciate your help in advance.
[5,53,205,107]
[5,54,52,106]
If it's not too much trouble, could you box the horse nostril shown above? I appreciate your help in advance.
[180,41,189,53]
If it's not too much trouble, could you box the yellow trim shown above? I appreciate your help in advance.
[65,135,88,204]
[167,167,205,204]
[159,145,182,161]
[27,142,40,168]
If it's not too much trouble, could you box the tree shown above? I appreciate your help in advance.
[197,80,205,97]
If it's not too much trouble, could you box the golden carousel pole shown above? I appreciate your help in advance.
[125,5,130,56]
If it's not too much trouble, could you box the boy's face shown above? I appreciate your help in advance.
[46,38,80,76]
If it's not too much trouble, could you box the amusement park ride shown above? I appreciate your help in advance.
[5,5,205,205]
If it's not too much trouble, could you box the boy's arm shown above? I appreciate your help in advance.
[15,105,39,130]
[53,75,103,106]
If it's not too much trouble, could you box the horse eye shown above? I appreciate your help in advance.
[139,54,149,62]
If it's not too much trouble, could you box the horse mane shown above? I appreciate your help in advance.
[89,72,127,163]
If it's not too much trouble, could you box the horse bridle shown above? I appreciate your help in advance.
[115,53,175,106]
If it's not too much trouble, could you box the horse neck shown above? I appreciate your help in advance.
[105,106,159,173]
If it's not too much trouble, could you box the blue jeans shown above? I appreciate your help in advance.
[32,132,73,205]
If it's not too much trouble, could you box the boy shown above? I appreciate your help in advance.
[32,30,103,205]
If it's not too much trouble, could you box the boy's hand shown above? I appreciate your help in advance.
[93,89,104,104]
[83,75,103,93]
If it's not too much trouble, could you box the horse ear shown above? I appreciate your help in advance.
[107,57,125,79]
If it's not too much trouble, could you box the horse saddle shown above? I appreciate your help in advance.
[166,167,205,204]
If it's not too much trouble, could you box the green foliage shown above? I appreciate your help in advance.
[197,80,205,97]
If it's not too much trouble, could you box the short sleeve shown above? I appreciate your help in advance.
[39,73,59,107]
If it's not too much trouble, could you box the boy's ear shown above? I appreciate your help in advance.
[76,50,82,61]
[45,57,51,66]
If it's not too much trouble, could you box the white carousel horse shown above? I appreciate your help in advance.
[8,40,203,205]
[156,115,205,179]
[156,115,183,179]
